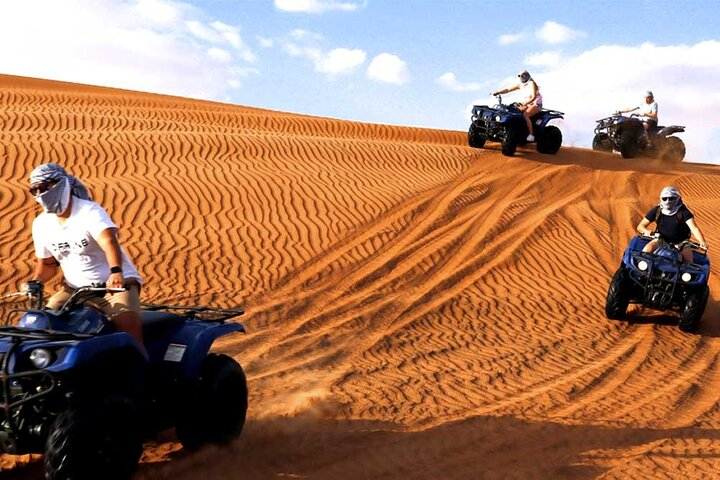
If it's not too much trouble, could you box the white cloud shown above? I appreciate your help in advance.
[289,29,324,42]
[207,47,232,63]
[367,53,409,85]
[318,48,366,75]
[498,32,527,46]
[535,41,720,163]
[257,35,274,48]
[274,0,367,13]
[536,21,586,44]
[525,51,562,68]
[0,0,257,99]
[282,29,365,77]
[437,72,482,92]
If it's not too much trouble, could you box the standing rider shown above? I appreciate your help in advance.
[24,163,144,348]
[491,70,543,143]
[636,186,708,264]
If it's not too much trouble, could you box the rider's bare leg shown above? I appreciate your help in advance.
[524,104,541,138]
[642,238,660,254]
[681,246,693,264]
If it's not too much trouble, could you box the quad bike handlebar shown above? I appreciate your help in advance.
[637,234,708,255]
[2,282,127,312]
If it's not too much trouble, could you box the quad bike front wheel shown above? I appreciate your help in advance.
[679,286,709,333]
[177,353,248,450]
[606,266,631,320]
[44,396,142,480]
[592,133,613,152]
[468,123,486,148]
[536,125,562,154]
[501,126,521,156]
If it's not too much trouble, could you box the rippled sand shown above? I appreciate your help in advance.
[2,74,720,479]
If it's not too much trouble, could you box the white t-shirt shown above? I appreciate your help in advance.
[32,197,141,289]
[637,101,658,120]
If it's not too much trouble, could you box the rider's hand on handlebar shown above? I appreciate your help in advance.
[107,272,124,292]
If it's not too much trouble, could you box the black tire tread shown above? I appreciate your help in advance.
[679,286,709,333]
[606,266,631,320]
[176,353,248,450]
[44,396,142,480]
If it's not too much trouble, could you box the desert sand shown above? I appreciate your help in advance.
[1,74,720,479]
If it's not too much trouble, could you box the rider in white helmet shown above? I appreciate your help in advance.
[636,186,708,263]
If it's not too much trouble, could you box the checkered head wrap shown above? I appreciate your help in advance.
[29,163,91,200]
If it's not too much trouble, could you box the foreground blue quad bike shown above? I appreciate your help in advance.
[592,112,686,162]
[468,94,564,157]
[605,235,710,332]
[0,282,247,480]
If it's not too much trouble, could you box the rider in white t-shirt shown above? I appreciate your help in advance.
[618,91,658,144]
[25,163,144,348]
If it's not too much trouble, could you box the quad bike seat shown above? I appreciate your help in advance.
[141,310,185,340]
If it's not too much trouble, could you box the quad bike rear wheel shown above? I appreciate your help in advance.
[177,353,248,450]
[536,125,562,154]
[679,286,708,333]
[660,136,686,163]
[44,396,142,480]
[606,266,631,320]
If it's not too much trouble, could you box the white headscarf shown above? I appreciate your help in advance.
[659,186,682,216]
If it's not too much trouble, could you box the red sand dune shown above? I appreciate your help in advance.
[1,74,720,479]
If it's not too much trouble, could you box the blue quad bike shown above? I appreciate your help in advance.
[605,235,710,332]
[468,94,565,157]
[592,112,686,162]
[0,282,247,480]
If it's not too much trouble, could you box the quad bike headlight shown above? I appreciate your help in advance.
[681,272,693,282]
[637,260,649,271]
[29,348,53,369]
[495,115,501,121]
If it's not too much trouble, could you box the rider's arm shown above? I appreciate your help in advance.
[96,227,125,289]
[31,257,58,284]
[618,106,639,114]
[686,218,708,248]
[637,217,653,236]
[491,83,520,96]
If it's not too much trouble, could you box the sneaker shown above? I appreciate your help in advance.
[526,134,535,142]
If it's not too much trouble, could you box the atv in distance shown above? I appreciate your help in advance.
[592,112,686,161]
[605,235,710,333]
[468,94,564,157]
[0,282,248,480]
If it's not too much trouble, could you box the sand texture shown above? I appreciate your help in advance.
[1,74,720,479]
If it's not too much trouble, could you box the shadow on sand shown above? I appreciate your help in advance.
[6,413,720,480]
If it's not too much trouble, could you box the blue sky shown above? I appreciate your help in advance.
[1,0,719,162]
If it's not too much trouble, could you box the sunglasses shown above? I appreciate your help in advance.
[661,196,677,201]
[29,180,58,196]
